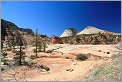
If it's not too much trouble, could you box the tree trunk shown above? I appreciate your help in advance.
[35,29,38,57]
[19,45,22,65]
[44,43,45,53]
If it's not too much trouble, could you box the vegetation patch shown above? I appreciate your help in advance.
[1,67,5,72]
[76,53,88,61]
[85,59,121,81]
[30,55,37,60]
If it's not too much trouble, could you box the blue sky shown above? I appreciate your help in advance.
[2,1,121,37]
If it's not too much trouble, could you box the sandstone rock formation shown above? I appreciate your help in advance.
[60,28,77,37]
[1,19,35,45]
[51,36,63,44]
[77,26,104,35]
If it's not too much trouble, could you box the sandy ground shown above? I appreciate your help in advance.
[2,44,121,81]
[53,44,120,57]
[27,59,112,81]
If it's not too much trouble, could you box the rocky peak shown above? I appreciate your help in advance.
[77,26,104,35]
[60,28,77,37]
[85,26,97,30]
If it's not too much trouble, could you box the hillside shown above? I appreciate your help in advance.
[1,19,35,45]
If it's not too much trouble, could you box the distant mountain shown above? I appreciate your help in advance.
[60,26,120,37]
[60,28,77,37]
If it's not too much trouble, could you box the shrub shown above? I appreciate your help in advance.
[24,61,36,68]
[76,53,88,61]
[70,41,74,45]
[12,49,17,53]
[64,38,68,43]
[1,67,5,72]
[107,52,110,54]
[76,37,81,43]
[66,57,70,59]
[40,65,50,72]
[45,67,50,72]
[30,55,37,60]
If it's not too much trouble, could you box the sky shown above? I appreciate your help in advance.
[2,1,121,37]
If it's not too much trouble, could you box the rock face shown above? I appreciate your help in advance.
[51,36,63,44]
[1,19,35,45]
[77,26,104,35]
[19,28,34,35]
[60,28,77,37]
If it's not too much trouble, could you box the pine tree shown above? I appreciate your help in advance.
[13,32,26,66]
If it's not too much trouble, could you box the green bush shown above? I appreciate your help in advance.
[76,37,81,43]
[30,55,37,60]
[70,41,74,45]
[1,67,5,72]
[76,53,88,61]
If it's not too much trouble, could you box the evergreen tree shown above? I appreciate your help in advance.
[13,32,26,66]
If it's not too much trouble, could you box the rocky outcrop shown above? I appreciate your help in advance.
[77,26,104,35]
[62,32,121,45]
[1,19,35,45]
[60,28,77,37]
[60,26,121,45]
[51,36,63,44]
[19,28,34,35]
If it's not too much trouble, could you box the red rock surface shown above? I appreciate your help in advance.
[51,36,63,44]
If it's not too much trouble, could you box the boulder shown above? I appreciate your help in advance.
[51,36,63,44]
